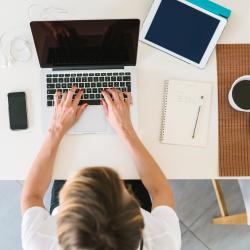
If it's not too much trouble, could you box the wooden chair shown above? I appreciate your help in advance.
[212,180,249,225]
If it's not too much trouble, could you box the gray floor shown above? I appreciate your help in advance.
[0,180,249,250]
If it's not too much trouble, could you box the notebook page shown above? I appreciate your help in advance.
[161,80,212,147]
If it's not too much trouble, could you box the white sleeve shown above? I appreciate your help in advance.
[151,206,181,249]
[21,207,50,249]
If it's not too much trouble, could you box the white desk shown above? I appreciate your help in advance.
[0,0,249,180]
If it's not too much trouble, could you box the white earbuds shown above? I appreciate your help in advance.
[10,37,32,62]
[0,34,32,68]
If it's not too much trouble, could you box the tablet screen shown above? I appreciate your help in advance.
[145,0,220,63]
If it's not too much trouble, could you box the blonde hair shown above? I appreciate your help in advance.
[57,167,144,250]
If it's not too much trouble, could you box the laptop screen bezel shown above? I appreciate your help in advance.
[30,19,140,69]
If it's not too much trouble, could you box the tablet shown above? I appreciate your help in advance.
[140,0,227,68]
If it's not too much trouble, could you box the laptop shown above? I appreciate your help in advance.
[30,19,140,134]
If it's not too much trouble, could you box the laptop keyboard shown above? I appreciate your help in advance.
[46,72,131,106]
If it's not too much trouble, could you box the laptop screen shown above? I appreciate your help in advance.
[30,19,140,68]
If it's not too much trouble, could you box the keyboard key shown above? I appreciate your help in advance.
[94,77,98,81]
[98,88,102,93]
[89,73,94,76]
[53,74,58,77]
[114,82,119,87]
[77,73,82,76]
[62,84,67,88]
[88,77,93,82]
[53,78,58,83]
[99,77,104,81]
[65,74,70,77]
[87,88,91,93]
[91,83,96,88]
[119,72,124,75]
[46,74,52,77]
[96,94,101,99]
[123,76,131,81]
[47,95,54,100]
[59,78,63,82]
[82,77,87,82]
[71,74,76,77]
[97,82,102,87]
[46,78,52,83]
[126,82,131,92]
[117,76,122,81]
[107,73,112,76]
[83,73,88,76]
[47,100,53,106]
[47,84,55,89]
[108,82,113,87]
[59,74,64,77]
[56,84,61,88]
[70,78,75,82]
[85,83,90,88]
[85,100,100,105]
[105,77,110,81]
[95,73,100,76]
[73,83,78,87]
[103,82,107,87]
[113,73,118,76]
[76,77,81,82]
[90,94,94,99]
[84,94,89,99]
[67,83,72,88]
[93,88,97,93]
[126,82,131,87]
[65,78,69,82]
[125,72,131,75]
[47,89,56,94]
[111,77,116,81]
[120,82,125,87]
[101,73,106,76]
[79,83,84,88]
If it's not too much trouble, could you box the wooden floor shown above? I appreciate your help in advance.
[0,180,250,250]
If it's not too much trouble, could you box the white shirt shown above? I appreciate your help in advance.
[22,206,181,250]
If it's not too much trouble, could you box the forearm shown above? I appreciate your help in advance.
[121,128,172,198]
[21,129,62,213]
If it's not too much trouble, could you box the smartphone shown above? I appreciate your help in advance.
[7,92,28,130]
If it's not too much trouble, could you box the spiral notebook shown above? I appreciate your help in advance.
[160,80,212,147]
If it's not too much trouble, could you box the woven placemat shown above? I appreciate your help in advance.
[217,44,250,176]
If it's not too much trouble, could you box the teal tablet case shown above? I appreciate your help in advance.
[186,0,231,19]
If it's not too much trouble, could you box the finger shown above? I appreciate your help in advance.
[102,90,113,106]
[117,90,125,102]
[106,88,120,102]
[65,86,76,106]
[73,89,84,107]
[54,90,61,106]
[101,99,108,117]
[76,103,88,121]
[126,92,133,105]
[61,91,67,105]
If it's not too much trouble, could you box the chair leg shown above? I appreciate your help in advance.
[212,213,248,225]
[212,179,229,217]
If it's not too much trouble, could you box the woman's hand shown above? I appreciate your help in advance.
[101,89,134,138]
[49,87,88,139]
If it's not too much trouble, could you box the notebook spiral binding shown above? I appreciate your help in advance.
[160,80,169,142]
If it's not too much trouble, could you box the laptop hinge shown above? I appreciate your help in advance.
[52,65,125,71]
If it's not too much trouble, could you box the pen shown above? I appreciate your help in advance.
[192,96,204,139]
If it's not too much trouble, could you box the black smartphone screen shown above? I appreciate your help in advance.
[8,92,28,130]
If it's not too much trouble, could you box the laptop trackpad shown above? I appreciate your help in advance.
[69,106,108,134]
